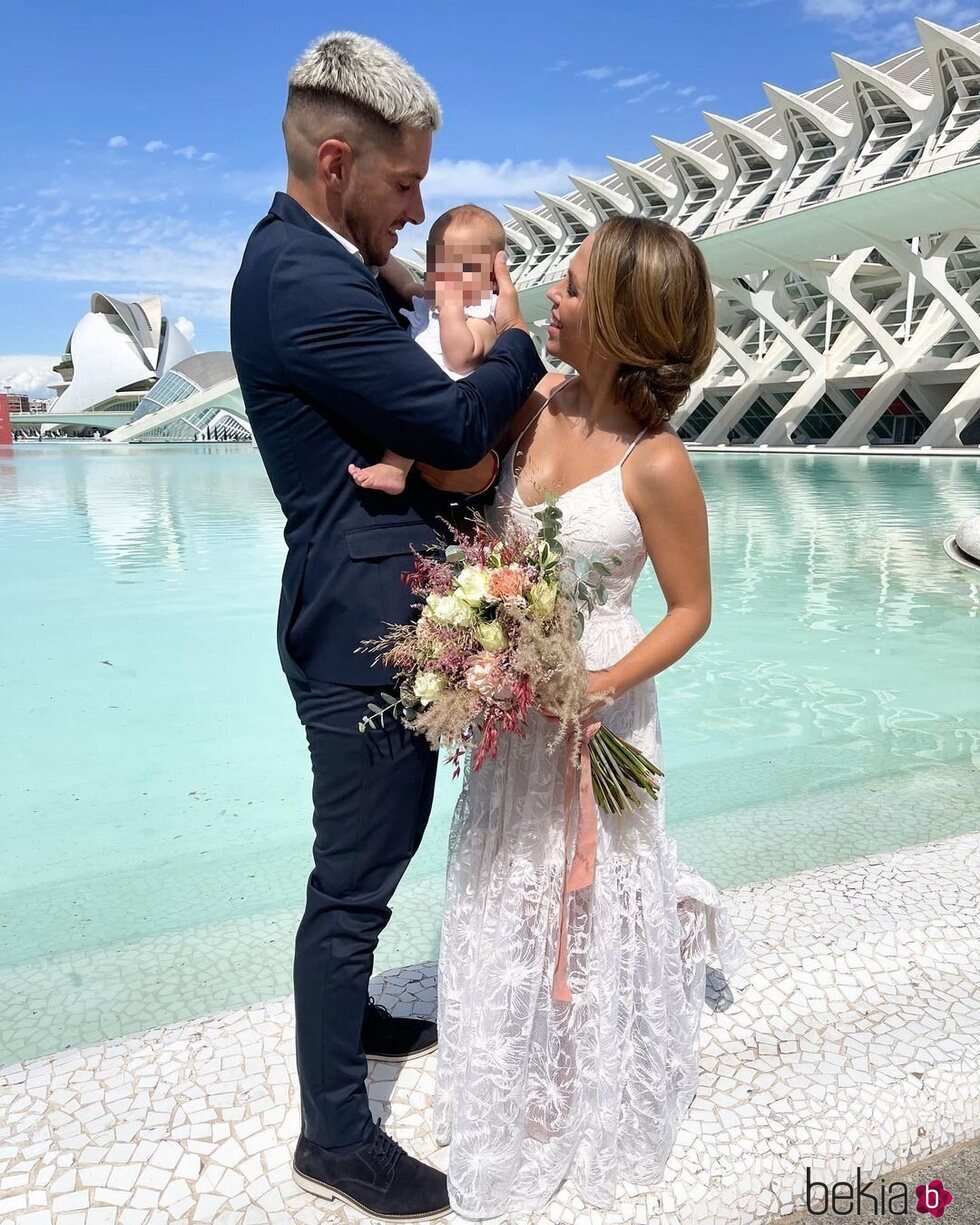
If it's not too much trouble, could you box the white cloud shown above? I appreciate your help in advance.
[694,93,719,105]
[616,73,653,89]
[174,316,196,341]
[579,66,617,80]
[200,152,218,162]
[547,59,570,72]
[0,356,59,398]
[627,81,672,103]
[107,135,128,148]
[144,140,168,153]
[421,157,605,201]
[801,0,979,53]
[174,145,198,159]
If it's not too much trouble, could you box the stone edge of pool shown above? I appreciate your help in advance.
[1,826,978,1225]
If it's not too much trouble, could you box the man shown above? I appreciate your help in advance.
[229,30,545,1223]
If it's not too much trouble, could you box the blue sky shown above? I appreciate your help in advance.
[2,0,978,396]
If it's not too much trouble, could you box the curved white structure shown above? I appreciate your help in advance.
[107,352,248,443]
[510,17,980,449]
[49,293,194,417]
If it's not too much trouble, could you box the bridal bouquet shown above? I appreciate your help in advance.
[358,501,663,815]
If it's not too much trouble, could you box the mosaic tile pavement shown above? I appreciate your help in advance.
[2,827,979,1225]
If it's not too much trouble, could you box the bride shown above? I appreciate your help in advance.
[432,216,748,1219]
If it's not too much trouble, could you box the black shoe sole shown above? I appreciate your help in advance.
[292,1164,452,1220]
[364,1037,438,1064]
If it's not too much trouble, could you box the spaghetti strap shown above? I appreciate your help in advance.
[618,425,649,468]
[513,374,576,455]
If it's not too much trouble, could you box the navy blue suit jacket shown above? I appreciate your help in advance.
[230,192,546,686]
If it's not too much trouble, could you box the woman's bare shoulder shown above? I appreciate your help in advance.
[531,371,569,403]
[624,426,700,510]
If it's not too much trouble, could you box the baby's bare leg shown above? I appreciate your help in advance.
[348,450,414,495]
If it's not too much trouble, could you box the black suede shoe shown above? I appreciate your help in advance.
[362,997,437,1062]
[292,1125,450,1221]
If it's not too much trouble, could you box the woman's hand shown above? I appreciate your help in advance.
[538,670,618,725]
[582,670,617,723]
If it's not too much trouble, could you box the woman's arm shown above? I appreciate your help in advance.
[590,432,711,709]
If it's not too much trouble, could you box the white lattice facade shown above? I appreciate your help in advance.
[507,18,980,448]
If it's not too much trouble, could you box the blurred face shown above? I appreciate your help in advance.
[545,233,593,369]
[343,126,430,267]
[430,228,497,308]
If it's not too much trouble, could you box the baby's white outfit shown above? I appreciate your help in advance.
[400,293,497,381]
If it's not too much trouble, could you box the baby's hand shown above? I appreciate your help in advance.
[433,276,465,311]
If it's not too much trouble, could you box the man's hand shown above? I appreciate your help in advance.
[491,251,529,336]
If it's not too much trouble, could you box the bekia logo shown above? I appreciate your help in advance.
[804,1168,954,1217]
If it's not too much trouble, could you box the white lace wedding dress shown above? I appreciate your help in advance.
[433,384,748,1220]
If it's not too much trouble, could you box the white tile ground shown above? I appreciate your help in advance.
[2,828,979,1225]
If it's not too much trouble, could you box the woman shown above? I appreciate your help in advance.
[432,217,748,1218]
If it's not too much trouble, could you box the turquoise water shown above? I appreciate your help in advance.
[2,443,978,1064]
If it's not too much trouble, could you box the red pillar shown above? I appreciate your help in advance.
[0,394,12,446]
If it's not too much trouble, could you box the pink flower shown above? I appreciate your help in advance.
[488,566,525,603]
[464,653,499,696]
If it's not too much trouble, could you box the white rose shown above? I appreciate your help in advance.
[456,566,492,606]
[474,619,508,652]
[413,671,446,706]
[425,592,474,627]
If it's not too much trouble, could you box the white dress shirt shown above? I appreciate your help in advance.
[309,212,379,278]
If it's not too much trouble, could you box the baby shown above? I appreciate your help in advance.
[347,203,505,495]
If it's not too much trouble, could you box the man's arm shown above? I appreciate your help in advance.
[271,246,545,469]
[415,373,566,495]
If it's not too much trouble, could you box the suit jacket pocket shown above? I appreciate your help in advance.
[344,521,436,627]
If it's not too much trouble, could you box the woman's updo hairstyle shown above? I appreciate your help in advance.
[582,216,716,430]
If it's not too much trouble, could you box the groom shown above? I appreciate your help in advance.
[230,30,545,1223]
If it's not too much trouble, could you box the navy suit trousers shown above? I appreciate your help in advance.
[288,674,438,1149]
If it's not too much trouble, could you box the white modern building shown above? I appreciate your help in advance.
[507,17,980,449]
[49,293,195,419]
[106,352,247,443]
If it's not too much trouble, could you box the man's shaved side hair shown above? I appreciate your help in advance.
[427,204,507,255]
[283,31,442,180]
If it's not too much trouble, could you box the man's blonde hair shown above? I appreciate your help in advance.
[286,31,441,149]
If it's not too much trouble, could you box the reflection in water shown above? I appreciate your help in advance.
[1,445,978,1063]
[642,453,980,826]
[0,445,17,497]
[4,443,285,575]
